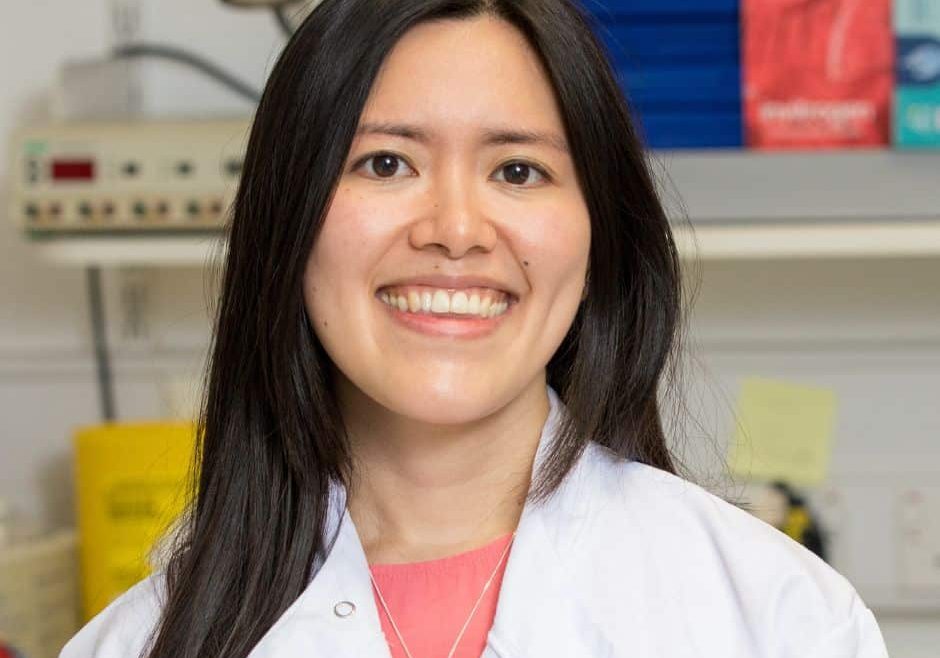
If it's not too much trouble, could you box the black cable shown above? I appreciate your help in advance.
[113,43,262,103]
[86,266,116,422]
[273,6,294,38]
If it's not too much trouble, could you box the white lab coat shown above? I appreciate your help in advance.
[61,386,889,657]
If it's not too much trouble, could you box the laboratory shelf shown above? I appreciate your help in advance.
[31,219,940,266]
[33,233,225,267]
[27,150,940,266]
[671,219,940,260]
[655,149,940,225]
[661,149,940,259]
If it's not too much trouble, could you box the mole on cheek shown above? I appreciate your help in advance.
[523,260,530,267]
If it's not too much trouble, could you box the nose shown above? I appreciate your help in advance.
[408,174,498,259]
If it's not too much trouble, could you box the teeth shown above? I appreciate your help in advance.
[451,291,469,314]
[379,287,511,319]
[431,290,450,313]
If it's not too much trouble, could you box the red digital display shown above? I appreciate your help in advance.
[52,159,96,182]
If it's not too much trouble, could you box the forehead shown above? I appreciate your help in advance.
[360,16,565,136]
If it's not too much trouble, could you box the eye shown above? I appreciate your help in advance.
[354,152,416,180]
[492,161,550,187]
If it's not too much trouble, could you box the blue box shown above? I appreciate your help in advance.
[588,0,738,18]
[584,2,743,148]
[637,111,743,149]
[618,64,741,105]
[599,22,740,64]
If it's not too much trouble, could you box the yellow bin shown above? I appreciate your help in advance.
[73,422,195,620]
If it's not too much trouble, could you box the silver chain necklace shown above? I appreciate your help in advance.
[369,532,516,658]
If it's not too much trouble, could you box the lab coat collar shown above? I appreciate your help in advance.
[249,384,610,657]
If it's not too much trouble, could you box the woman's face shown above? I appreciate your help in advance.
[304,16,590,425]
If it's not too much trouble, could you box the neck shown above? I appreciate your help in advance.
[340,377,551,565]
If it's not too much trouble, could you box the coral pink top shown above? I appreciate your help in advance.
[369,532,515,658]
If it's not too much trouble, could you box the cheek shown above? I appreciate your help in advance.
[304,233,341,328]
[303,188,409,351]
[515,200,591,291]
[313,193,373,268]
[305,190,389,298]
[304,196,367,326]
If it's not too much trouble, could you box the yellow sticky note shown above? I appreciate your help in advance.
[728,378,837,486]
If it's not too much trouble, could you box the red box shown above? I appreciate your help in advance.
[743,0,894,148]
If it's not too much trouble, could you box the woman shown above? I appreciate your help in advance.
[62,0,888,656]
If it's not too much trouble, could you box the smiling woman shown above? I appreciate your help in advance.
[61,1,887,658]
[305,16,591,439]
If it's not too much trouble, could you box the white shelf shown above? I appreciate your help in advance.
[672,220,940,260]
[30,219,940,268]
[660,149,940,259]
[654,149,940,225]
[27,150,940,266]
[33,234,225,267]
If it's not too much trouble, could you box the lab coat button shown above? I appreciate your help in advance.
[333,601,356,618]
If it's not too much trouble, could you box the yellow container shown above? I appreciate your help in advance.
[73,422,195,620]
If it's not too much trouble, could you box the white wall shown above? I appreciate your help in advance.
[0,1,937,654]
[0,0,283,529]
[1,0,112,532]
[686,259,940,651]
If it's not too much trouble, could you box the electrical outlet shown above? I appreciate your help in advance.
[897,487,940,591]
[814,485,853,573]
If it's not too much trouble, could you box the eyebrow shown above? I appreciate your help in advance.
[356,122,570,154]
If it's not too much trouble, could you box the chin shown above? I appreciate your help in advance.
[378,380,510,426]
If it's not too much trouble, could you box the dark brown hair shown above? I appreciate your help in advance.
[147,0,682,655]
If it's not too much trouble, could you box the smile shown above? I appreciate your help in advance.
[377,285,513,319]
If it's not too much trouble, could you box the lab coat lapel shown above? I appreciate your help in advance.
[248,486,392,658]
[482,497,610,657]
[483,395,616,657]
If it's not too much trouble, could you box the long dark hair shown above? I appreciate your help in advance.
[147,0,682,655]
